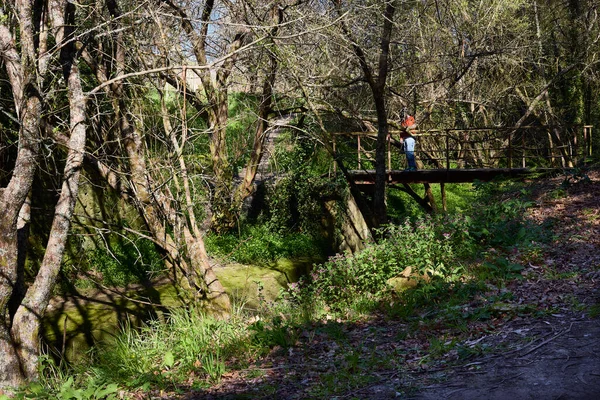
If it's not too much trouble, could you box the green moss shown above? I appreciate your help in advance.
[42,259,314,361]
[214,257,316,308]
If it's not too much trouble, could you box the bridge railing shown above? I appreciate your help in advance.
[331,125,593,172]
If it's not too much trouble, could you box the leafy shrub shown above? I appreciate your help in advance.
[262,173,343,235]
[468,197,535,247]
[470,180,554,250]
[12,355,119,400]
[81,236,164,287]
[249,315,298,349]
[480,257,525,281]
[205,224,326,265]
[301,215,473,309]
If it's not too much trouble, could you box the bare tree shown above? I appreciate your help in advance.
[0,0,90,387]
[332,0,397,226]
[0,2,42,386]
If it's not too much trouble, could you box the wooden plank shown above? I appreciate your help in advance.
[347,168,536,184]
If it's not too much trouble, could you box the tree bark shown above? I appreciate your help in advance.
[0,3,42,388]
[12,30,87,378]
[234,5,283,210]
[101,0,231,312]
[335,1,396,226]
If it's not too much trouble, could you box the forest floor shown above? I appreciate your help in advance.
[162,168,600,400]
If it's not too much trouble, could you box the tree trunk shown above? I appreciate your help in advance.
[233,6,282,214]
[373,92,390,226]
[339,1,396,226]
[100,0,231,312]
[117,102,232,313]
[12,48,87,379]
[0,74,40,393]
[0,8,42,388]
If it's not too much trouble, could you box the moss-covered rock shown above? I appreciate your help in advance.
[42,258,315,362]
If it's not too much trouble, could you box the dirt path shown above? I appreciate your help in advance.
[411,169,600,400]
[413,314,600,400]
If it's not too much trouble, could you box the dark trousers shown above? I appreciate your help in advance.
[406,151,417,170]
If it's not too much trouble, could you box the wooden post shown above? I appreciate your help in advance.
[387,132,392,182]
[508,133,512,169]
[592,126,594,157]
[583,125,588,160]
[584,125,593,158]
[333,135,337,174]
[357,135,361,169]
[573,126,578,162]
[441,183,447,213]
[387,133,391,175]
[547,129,555,167]
[445,130,450,170]
[522,134,526,168]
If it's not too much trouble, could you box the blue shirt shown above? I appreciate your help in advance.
[404,136,416,152]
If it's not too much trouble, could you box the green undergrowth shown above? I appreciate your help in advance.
[205,224,326,266]
[24,178,566,398]
[387,182,477,221]
[26,298,315,398]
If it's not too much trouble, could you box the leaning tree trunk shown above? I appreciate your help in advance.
[0,95,41,390]
[232,5,284,213]
[160,0,248,233]
[233,8,282,213]
[119,105,231,313]
[337,1,397,227]
[11,45,87,379]
[102,0,231,313]
[207,100,235,232]
[0,6,42,387]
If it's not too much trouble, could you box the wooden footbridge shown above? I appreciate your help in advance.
[332,125,594,186]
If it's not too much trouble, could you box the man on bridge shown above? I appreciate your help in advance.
[400,130,417,171]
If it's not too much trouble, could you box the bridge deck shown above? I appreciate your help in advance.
[348,168,546,184]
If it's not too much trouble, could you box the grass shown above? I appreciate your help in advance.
[91,307,256,389]
[204,224,326,266]
[588,303,600,318]
[387,182,478,221]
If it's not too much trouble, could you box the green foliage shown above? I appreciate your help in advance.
[91,308,250,389]
[66,234,164,288]
[388,280,486,320]
[14,356,119,400]
[205,166,343,264]
[16,379,118,400]
[480,257,525,281]
[301,215,471,309]
[589,303,600,318]
[227,93,260,171]
[290,178,555,316]
[387,182,477,221]
[33,170,575,398]
[261,173,345,234]
[470,181,554,249]
[199,351,226,383]
[249,315,298,349]
[273,129,332,177]
[90,238,163,286]
[205,224,325,265]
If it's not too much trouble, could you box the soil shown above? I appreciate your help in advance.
[155,168,600,400]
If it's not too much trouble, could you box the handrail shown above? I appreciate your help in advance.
[331,125,593,172]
